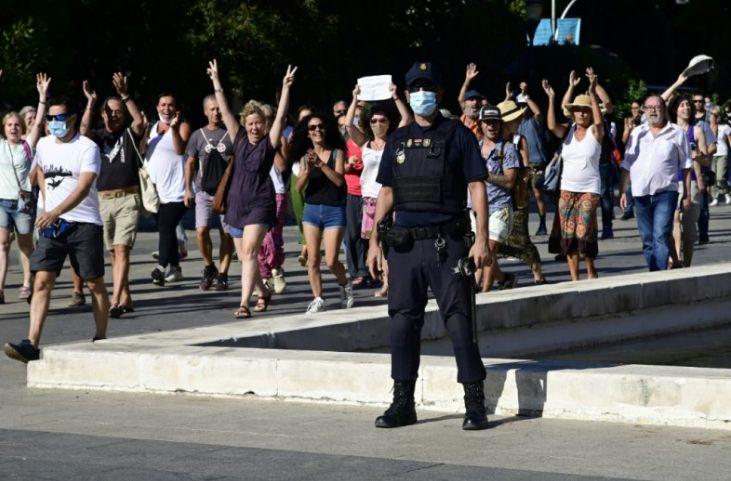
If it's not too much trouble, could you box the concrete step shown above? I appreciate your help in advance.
[26,263,731,430]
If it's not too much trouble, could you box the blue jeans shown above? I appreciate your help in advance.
[634,191,678,271]
[624,184,634,213]
[599,162,616,231]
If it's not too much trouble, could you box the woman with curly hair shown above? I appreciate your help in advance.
[207,59,297,318]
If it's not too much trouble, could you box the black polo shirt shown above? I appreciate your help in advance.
[91,127,141,191]
[376,115,486,227]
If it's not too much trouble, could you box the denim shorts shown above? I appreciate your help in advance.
[302,203,346,230]
[0,197,34,235]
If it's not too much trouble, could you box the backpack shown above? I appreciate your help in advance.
[200,131,230,195]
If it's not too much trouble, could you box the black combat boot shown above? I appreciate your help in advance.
[462,381,489,430]
[375,380,417,428]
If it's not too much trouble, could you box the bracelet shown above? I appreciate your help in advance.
[39,100,47,105]
[121,95,131,102]
[214,88,224,93]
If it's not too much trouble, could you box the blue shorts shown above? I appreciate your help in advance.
[0,198,34,235]
[302,203,346,230]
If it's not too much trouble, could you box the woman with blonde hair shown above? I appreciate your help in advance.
[0,73,51,303]
[207,59,297,318]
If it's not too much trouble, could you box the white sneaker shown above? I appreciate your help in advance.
[272,268,286,294]
[165,266,183,283]
[340,282,354,309]
[709,197,719,207]
[725,195,731,205]
[306,297,325,314]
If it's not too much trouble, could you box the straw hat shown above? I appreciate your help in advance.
[496,100,527,122]
[566,94,592,111]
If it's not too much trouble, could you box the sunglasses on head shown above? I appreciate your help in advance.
[408,82,437,93]
[45,113,71,121]
[308,123,325,131]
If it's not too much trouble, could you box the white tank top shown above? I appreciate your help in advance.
[359,142,384,199]
[146,122,186,203]
[560,125,602,195]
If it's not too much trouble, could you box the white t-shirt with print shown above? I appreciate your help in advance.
[716,123,731,157]
[34,134,102,225]
[0,138,32,200]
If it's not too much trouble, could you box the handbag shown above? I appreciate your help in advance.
[212,156,234,214]
[127,129,160,214]
[542,153,563,193]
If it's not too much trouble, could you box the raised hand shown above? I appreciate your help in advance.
[82,80,97,104]
[586,67,598,93]
[465,63,479,82]
[389,82,398,99]
[207,59,220,82]
[282,64,297,89]
[169,111,181,129]
[569,70,581,88]
[112,72,129,96]
[36,73,51,100]
[541,79,555,98]
[505,81,513,99]
[353,83,361,100]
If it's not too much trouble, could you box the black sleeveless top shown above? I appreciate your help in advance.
[304,149,346,206]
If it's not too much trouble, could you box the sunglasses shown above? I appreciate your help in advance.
[370,118,388,124]
[408,83,437,93]
[45,113,71,121]
[308,124,325,131]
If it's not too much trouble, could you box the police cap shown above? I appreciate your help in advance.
[405,62,442,87]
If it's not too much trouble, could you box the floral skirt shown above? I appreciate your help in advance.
[498,207,541,266]
[557,190,600,258]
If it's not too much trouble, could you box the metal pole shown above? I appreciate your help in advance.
[561,0,580,19]
[551,0,557,41]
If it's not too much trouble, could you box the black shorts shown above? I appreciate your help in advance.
[30,222,105,280]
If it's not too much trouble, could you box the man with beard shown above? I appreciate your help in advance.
[457,63,485,140]
[80,72,145,318]
[620,95,692,271]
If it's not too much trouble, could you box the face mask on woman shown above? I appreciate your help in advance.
[371,122,388,137]
[409,91,437,116]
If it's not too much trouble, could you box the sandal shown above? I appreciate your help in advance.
[254,291,272,312]
[234,306,251,319]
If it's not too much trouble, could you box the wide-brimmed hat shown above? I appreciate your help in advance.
[683,55,715,78]
[566,94,592,111]
[496,100,526,122]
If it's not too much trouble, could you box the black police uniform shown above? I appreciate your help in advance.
[376,115,488,385]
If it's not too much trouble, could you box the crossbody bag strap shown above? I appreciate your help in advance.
[5,142,27,194]
[126,128,145,168]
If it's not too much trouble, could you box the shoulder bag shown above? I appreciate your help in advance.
[127,129,160,214]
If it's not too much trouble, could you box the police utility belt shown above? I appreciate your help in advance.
[382,215,470,248]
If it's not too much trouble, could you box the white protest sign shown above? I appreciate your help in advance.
[357,75,392,101]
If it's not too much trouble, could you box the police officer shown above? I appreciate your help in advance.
[366,62,491,430]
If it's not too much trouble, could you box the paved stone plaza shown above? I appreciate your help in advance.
[2,207,731,480]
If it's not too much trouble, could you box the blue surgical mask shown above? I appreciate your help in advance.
[48,120,69,138]
[409,90,437,116]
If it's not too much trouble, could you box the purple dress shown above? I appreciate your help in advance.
[224,130,276,229]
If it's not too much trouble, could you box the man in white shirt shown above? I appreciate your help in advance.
[619,95,692,272]
[4,98,110,363]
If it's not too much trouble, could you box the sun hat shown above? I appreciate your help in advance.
[683,55,715,78]
[566,94,593,111]
[496,100,527,122]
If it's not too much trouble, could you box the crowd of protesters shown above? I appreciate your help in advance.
[1,59,730,363]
